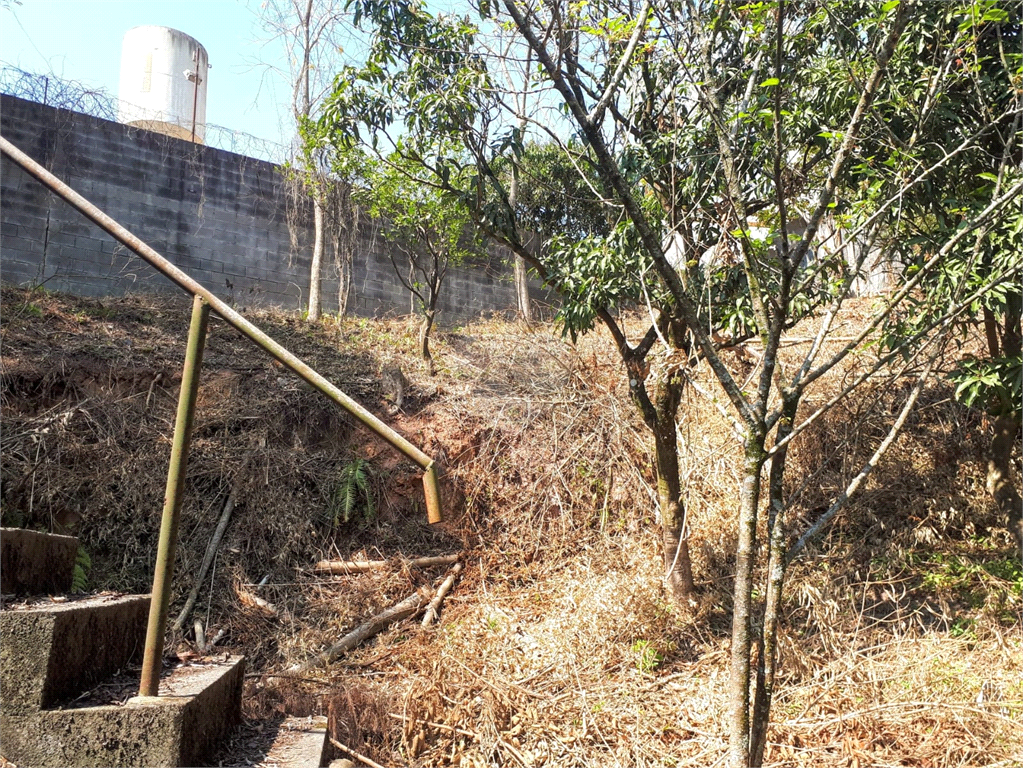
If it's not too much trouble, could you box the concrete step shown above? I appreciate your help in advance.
[0,655,245,768]
[214,716,331,768]
[1,593,150,714]
[259,716,330,768]
[1,528,78,595]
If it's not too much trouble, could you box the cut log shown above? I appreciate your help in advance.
[313,554,459,575]
[288,589,428,672]
[421,562,462,627]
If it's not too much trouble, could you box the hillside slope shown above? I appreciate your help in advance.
[2,285,1020,767]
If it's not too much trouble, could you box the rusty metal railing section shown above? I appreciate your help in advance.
[0,135,443,696]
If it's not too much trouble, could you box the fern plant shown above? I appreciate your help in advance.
[331,458,376,526]
[72,546,91,593]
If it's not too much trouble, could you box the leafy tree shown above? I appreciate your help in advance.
[321,2,1023,764]
[321,0,701,599]
[360,151,489,368]
[866,0,1022,547]
[506,141,611,242]
[946,200,1021,547]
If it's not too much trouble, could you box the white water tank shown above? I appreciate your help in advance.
[118,26,209,144]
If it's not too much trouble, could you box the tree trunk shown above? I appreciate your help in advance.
[1000,294,1021,359]
[991,297,1022,550]
[982,307,1001,358]
[750,399,797,766]
[507,110,533,326]
[654,421,695,601]
[988,412,1022,549]
[337,247,352,318]
[308,195,325,321]
[728,443,765,768]
[514,255,533,324]
[419,310,435,367]
[647,363,695,601]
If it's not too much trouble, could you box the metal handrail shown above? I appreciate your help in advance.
[0,134,444,695]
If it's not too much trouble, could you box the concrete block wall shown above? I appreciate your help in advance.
[1,95,550,323]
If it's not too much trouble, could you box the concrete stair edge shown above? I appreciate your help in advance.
[1,593,151,713]
[1,528,78,595]
[0,655,245,768]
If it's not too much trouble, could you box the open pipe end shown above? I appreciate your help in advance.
[423,464,443,524]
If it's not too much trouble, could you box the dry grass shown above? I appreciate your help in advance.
[2,285,1020,767]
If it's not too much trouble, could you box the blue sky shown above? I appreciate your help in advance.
[1,0,297,153]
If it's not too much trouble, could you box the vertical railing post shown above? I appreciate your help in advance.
[139,295,210,697]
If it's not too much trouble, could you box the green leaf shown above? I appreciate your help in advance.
[760,77,780,87]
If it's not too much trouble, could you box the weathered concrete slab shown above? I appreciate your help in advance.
[259,716,330,768]
[0,594,150,714]
[0,656,245,768]
[165,657,247,768]
[0,528,78,595]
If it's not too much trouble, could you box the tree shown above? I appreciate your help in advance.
[504,37,536,324]
[942,200,1022,549]
[258,0,358,319]
[506,141,611,242]
[865,1,1022,548]
[951,237,1023,549]
[500,139,612,322]
[321,2,1023,764]
[360,151,488,368]
[322,0,700,598]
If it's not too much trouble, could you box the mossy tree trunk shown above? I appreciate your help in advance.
[981,300,1021,547]
[727,440,766,768]
[419,308,436,370]
[750,395,798,765]
[989,412,1022,548]
[651,370,695,601]
[628,346,696,602]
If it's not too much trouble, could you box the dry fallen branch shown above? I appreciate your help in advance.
[173,483,240,633]
[289,588,429,672]
[236,585,281,615]
[421,562,462,627]
[194,619,206,653]
[328,736,389,768]
[387,712,476,739]
[207,627,227,649]
[313,554,460,575]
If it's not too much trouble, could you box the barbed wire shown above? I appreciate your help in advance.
[0,64,117,121]
[0,64,290,165]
